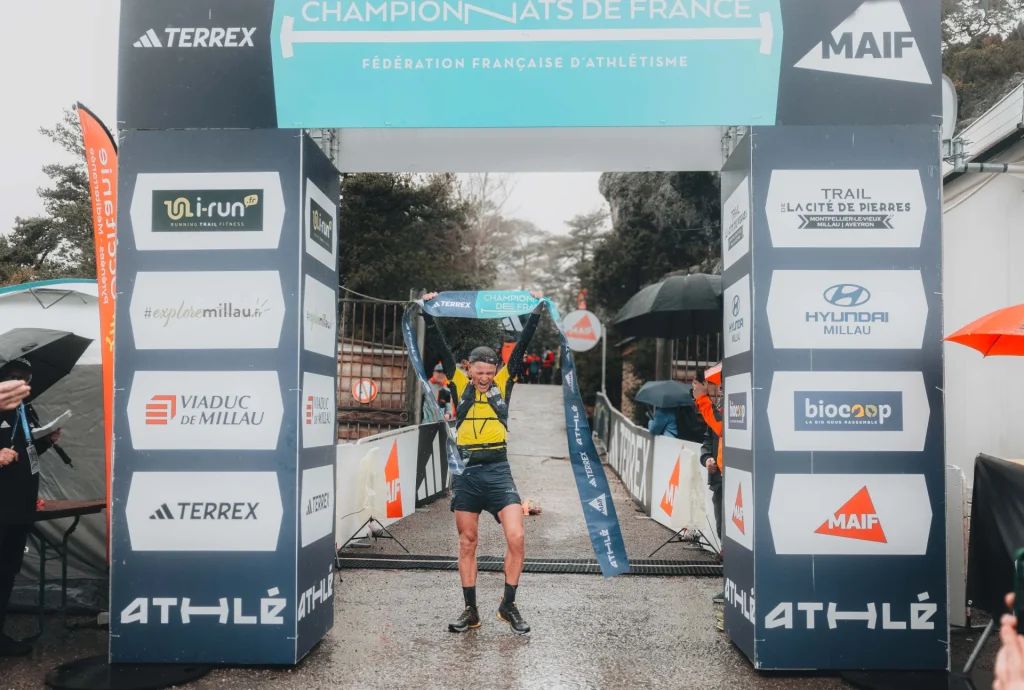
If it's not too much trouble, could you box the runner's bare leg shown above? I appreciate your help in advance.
[455,510,480,587]
[498,504,525,586]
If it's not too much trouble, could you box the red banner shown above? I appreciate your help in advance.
[77,103,117,559]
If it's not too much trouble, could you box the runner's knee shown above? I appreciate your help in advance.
[459,530,478,553]
[505,525,525,551]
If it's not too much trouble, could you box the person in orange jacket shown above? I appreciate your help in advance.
[692,374,724,607]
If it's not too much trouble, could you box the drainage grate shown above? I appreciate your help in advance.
[337,553,722,576]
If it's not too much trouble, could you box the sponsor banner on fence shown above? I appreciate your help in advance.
[724,373,752,451]
[126,371,285,450]
[125,472,283,551]
[300,464,335,548]
[302,372,337,449]
[129,172,285,251]
[304,177,337,270]
[768,474,932,556]
[766,270,927,350]
[608,412,654,511]
[129,271,286,350]
[650,437,707,533]
[725,467,753,551]
[767,371,929,453]
[303,274,338,359]
[765,170,925,249]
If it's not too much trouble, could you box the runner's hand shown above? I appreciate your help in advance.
[422,292,439,302]
[996,593,1024,690]
[0,380,30,411]
[0,448,18,467]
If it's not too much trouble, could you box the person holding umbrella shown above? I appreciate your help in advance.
[635,380,693,439]
[0,359,62,656]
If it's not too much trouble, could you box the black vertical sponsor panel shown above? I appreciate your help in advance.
[775,0,941,126]
[110,129,331,664]
[720,135,756,661]
[746,125,946,671]
[295,135,340,660]
[118,0,277,130]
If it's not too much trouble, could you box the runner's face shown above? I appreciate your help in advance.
[469,362,497,391]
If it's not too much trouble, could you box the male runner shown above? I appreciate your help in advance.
[420,291,543,635]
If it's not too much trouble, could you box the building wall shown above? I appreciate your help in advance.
[943,139,1024,483]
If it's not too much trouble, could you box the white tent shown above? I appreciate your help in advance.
[0,280,107,611]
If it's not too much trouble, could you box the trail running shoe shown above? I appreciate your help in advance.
[497,599,531,635]
[448,606,481,633]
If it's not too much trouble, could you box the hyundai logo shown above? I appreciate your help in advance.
[823,284,871,308]
[732,295,741,317]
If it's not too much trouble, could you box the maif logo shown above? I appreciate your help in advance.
[132,27,257,48]
[300,465,335,548]
[769,474,932,555]
[131,173,284,252]
[126,472,283,552]
[385,440,403,519]
[659,458,680,518]
[732,484,745,535]
[127,371,283,450]
[724,468,753,551]
[589,493,609,517]
[794,0,932,85]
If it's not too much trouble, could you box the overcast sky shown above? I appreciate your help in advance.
[0,1,605,237]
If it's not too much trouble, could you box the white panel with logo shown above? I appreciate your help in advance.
[130,172,285,251]
[126,371,284,450]
[725,467,753,551]
[561,309,602,353]
[304,178,337,270]
[766,270,927,350]
[300,464,336,548]
[649,437,710,534]
[722,177,750,271]
[125,472,283,551]
[769,473,932,556]
[303,274,338,359]
[766,170,925,249]
[767,371,929,453]
[724,372,752,451]
[129,271,286,350]
[723,275,751,359]
[302,372,337,449]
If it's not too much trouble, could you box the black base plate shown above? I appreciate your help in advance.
[840,669,993,690]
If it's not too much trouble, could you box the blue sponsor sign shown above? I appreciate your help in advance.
[794,391,903,431]
[271,0,783,127]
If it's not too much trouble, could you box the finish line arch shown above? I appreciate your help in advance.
[111,0,947,673]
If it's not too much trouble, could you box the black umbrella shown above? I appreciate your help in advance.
[634,380,694,408]
[612,274,722,339]
[0,328,93,401]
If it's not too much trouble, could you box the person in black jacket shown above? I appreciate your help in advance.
[698,391,725,607]
[0,359,60,656]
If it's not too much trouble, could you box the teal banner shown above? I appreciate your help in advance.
[403,291,630,577]
[271,0,783,127]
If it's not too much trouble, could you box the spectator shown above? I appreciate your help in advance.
[527,353,541,384]
[647,406,679,438]
[693,376,724,608]
[423,363,454,422]
[541,350,555,385]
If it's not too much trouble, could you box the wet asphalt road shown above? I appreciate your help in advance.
[0,385,1002,688]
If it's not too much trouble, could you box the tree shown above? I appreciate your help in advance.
[0,106,96,284]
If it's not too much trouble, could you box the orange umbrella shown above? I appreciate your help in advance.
[704,362,722,385]
[945,304,1024,356]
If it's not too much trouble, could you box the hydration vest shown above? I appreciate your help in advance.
[454,381,510,449]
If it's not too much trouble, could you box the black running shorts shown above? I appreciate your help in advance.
[450,461,522,523]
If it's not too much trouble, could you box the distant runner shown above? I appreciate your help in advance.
[420,290,543,635]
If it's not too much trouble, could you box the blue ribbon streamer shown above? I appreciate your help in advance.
[403,291,630,577]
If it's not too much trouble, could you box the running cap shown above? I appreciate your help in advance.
[468,346,499,365]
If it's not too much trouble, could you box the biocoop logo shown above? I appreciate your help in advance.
[724,275,750,359]
[767,371,929,452]
[302,372,336,449]
[130,172,284,251]
[305,178,337,270]
[129,271,286,350]
[300,464,335,548]
[766,170,925,248]
[769,474,932,555]
[725,467,753,551]
[766,270,927,350]
[724,372,752,451]
[722,178,750,271]
[127,371,284,450]
[794,0,932,85]
[303,274,337,359]
[125,472,283,551]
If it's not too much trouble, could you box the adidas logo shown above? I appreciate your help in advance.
[588,493,608,517]
[0,421,9,429]
[794,0,931,85]
[132,27,257,49]
[149,503,174,520]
